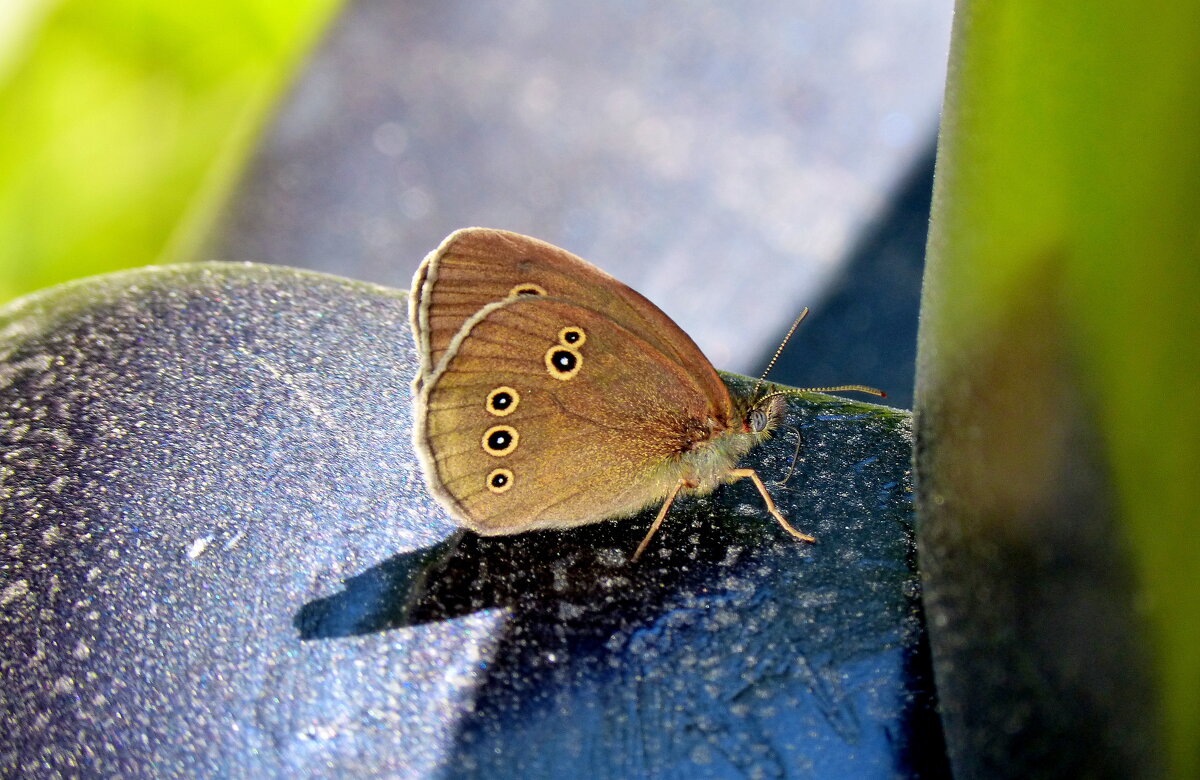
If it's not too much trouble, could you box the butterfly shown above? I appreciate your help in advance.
[410,228,883,559]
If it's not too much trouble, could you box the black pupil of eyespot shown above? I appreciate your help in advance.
[492,473,508,487]
[488,430,511,449]
[492,392,512,409]
[518,287,541,295]
[552,350,576,371]
[564,330,580,343]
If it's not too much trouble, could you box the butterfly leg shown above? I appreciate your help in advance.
[728,468,817,543]
[632,479,690,561]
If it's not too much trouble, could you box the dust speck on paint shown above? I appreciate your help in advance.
[187,535,215,560]
[1,579,30,605]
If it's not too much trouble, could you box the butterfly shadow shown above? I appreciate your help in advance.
[290,400,947,777]
[293,503,785,640]
[293,396,918,642]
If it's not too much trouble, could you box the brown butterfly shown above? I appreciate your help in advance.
[410,228,883,559]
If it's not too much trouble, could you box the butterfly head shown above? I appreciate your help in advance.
[744,393,788,438]
[701,389,787,470]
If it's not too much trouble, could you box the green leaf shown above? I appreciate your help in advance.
[0,0,343,305]
[916,0,1200,776]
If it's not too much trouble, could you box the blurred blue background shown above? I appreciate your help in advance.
[207,0,953,407]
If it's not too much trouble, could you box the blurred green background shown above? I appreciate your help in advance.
[918,1,1199,776]
[0,0,341,304]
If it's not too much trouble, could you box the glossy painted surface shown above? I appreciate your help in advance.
[0,264,942,777]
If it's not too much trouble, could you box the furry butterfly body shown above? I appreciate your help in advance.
[410,228,875,557]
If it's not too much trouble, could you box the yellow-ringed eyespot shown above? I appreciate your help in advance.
[485,386,520,416]
[509,282,547,297]
[558,326,586,347]
[486,468,514,494]
[544,345,582,380]
[482,425,519,456]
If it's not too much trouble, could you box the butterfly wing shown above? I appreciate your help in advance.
[414,296,732,534]
[409,228,730,413]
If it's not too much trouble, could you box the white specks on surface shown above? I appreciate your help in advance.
[0,354,53,391]
[0,578,29,605]
[690,743,714,765]
[223,529,246,550]
[597,574,632,591]
[40,525,62,546]
[718,545,745,567]
[557,602,586,620]
[38,428,74,448]
[594,547,627,568]
[72,639,91,660]
[299,710,352,743]
[186,535,215,560]
[550,560,570,592]
[235,346,362,455]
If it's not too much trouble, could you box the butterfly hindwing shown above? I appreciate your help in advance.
[415,296,727,534]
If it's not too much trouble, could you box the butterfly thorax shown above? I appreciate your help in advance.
[670,393,786,496]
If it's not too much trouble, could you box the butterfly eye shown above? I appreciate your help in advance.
[485,386,520,416]
[486,468,514,494]
[509,283,548,297]
[558,326,586,347]
[748,396,787,433]
[482,425,519,456]
[544,346,582,380]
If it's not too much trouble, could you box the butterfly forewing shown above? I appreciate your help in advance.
[415,296,727,534]
[410,228,731,414]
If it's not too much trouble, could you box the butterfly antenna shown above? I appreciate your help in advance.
[757,383,887,405]
[791,384,886,397]
[752,308,809,401]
